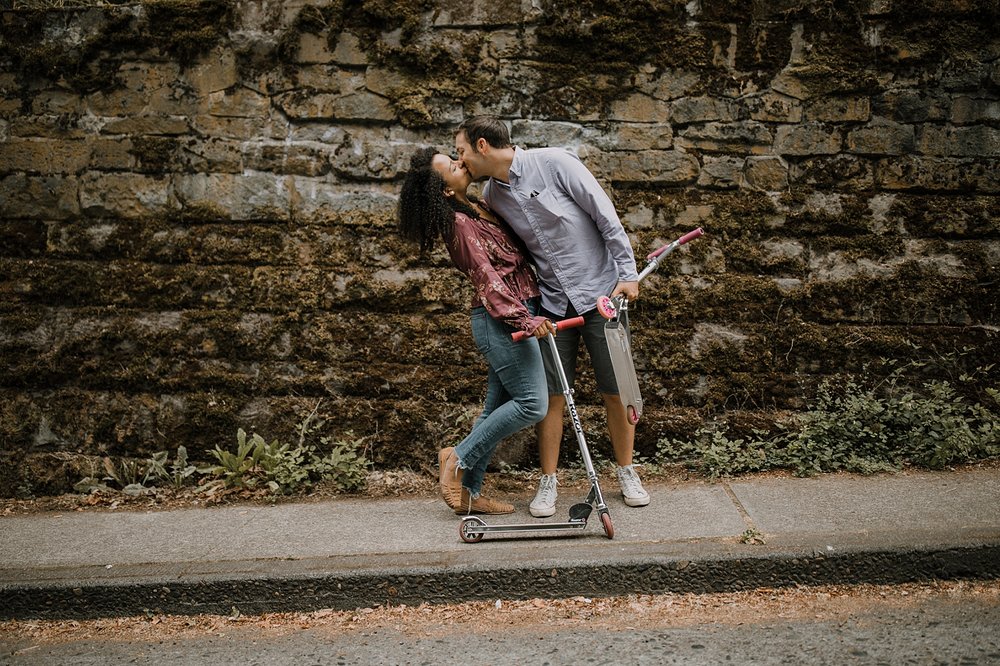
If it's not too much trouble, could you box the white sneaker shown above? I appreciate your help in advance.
[617,465,650,507]
[529,474,558,517]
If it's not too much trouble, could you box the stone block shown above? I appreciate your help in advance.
[918,125,1000,157]
[608,93,670,123]
[89,138,137,171]
[0,175,79,219]
[846,119,915,155]
[6,117,88,140]
[0,139,91,175]
[743,156,789,191]
[588,149,700,185]
[333,32,369,66]
[743,92,803,123]
[0,98,20,118]
[86,89,151,118]
[875,90,949,123]
[774,122,842,156]
[174,172,293,221]
[698,155,744,189]
[621,203,656,230]
[30,91,84,116]
[92,62,189,117]
[244,141,332,177]
[296,32,337,64]
[598,123,674,151]
[275,90,395,121]
[789,155,875,190]
[482,27,535,59]
[510,120,585,148]
[669,96,738,125]
[79,172,175,218]
[190,115,290,141]
[638,68,702,101]
[186,48,240,95]
[331,136,424,181]
[876,156,1000,193]
[289,178,397,225]
[678,121,773,154]
[283,65,340,93]
[803,96,871,122]
[365,67,414,97]
[951,97,1000,125]
[179,138,244,174]
[433,0,531,25]
[203,87,271,118]
[100,117,191,136]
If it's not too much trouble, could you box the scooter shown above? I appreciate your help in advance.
[596,228,705,425]
[459,315,615,542]
[458,228,704,543]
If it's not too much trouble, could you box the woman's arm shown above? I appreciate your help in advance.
[447,215,549,334]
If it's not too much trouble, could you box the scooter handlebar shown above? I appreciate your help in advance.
[646,227,704,260]
[511,315,585,342]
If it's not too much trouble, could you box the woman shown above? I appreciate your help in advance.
[398,147,555,515]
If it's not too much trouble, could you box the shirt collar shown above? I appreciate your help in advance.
[507,146,524,180]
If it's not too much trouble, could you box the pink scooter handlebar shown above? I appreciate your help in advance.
[511,315,585,342]
[646,227,704,261]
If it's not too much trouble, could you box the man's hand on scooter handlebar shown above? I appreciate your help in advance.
[611,280,639,302]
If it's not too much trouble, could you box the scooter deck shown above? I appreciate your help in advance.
[460,503,591,538]
[605,320,643,425]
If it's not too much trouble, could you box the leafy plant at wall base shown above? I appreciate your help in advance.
[657,425,779,479]
[74,456,158,495]
[256,438,311,495]
[146,446,198,489]
[205,428,265,489]
[312,434,369,492]
[202,422,370,495]
[657,363,1000,479]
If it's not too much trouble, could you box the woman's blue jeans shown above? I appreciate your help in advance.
[455,303,548,497]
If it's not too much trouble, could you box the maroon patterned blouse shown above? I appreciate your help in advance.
[446,209,548,334]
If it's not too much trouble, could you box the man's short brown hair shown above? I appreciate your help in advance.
[457,115,512,152]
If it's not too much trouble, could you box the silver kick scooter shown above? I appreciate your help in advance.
[459,315,615,542]
[596,227,705,425]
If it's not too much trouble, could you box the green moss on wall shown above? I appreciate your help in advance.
[1,0,234,92]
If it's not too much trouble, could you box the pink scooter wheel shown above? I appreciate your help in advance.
[596,295,617,320]
[626,405,639,425]
[601,512,615,539]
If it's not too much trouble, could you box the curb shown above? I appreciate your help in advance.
[5,542,999,620]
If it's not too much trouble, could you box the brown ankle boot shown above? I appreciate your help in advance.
[455,488,515,515]
[438,447,462,508]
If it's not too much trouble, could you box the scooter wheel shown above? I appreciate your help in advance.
[626,405,639,425]
[459,516,486,543]
[596,295,617,320]
[600,512,614,539]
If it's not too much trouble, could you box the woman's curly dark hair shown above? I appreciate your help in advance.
[397,147,479,253]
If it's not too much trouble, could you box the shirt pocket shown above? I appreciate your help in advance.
[523,188,567,226]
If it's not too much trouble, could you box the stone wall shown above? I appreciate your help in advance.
[1,0,998,496]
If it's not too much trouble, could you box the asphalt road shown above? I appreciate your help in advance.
[4,584,999,665]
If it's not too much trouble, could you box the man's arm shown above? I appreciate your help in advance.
[549,150,639,283]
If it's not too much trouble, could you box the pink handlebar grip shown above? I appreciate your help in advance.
[512,315,585,342]
[647,227,704,260]
[678,227,704,245]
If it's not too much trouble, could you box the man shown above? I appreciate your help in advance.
[454,115,649,517]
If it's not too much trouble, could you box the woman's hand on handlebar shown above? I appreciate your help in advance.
[532,319,556,339]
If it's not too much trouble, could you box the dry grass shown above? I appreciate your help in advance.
[2,581,997,645]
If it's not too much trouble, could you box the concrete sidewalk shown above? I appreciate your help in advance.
[1,468,998,620]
